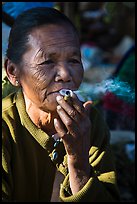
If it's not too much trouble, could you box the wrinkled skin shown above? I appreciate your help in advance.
[6,24,92,194]
[19,24,84,112]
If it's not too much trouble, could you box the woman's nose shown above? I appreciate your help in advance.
[55,62,72,82]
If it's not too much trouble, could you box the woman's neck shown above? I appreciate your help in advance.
[23,93,57,136]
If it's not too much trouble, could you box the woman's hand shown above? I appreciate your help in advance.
[54,92,92,194]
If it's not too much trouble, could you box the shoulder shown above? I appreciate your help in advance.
[2,91,22,131]
[2,92,18,121]
[2,90,23,146]
[89,105,110,146]
[89,105,106,126]
[2,92,16,111]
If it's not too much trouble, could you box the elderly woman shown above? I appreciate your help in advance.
[2,7,120,202]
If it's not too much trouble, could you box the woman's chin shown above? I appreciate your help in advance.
[42,93,60,112]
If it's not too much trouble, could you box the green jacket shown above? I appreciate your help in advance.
[2,89,120,202]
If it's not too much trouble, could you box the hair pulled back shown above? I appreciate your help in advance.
[6,7,78,64]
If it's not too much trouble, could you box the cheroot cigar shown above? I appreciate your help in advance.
[59,89,73,101]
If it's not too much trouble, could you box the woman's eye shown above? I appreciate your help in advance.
[40,60,54,65]
[68,59,80,64]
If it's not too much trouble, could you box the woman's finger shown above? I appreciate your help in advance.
[83,101,93,116]
[70,92,86,115]
[53,118,67,138]
[56,105,79,135]
[56,96,80,123]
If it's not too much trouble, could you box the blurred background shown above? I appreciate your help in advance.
[2,2,135,202]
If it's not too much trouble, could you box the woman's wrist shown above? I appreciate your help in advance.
[67,155,90,194]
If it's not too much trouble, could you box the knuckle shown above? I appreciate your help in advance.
[66,119,72,127]
[78,106,84,113]
[69,110,76,118]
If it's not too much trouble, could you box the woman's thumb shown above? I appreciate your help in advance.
[83,100,93,115]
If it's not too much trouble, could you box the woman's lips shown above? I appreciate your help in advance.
[47,88,75,97]
[46,88,85,102]
[46,91,60,96]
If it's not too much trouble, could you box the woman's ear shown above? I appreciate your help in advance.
[4,58,20,87]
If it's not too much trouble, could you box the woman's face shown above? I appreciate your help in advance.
[19,24,84,112]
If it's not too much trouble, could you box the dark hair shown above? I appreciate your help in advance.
[6,7,78,64]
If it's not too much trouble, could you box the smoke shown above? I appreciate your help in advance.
[79,77,135,103]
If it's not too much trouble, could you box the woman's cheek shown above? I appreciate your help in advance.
[74,67,84,87]
[42,94,58,112]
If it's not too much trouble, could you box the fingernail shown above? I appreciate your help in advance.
[54,118,58,124]
[57,105,61,110]
[56,95,62,101]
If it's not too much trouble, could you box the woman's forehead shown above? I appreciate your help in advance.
[35,47,81,60]
[22,25,80,64]
[28,24,79,48]
[26,25,80,58]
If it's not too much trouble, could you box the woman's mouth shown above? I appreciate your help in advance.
[47,88,75,97]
